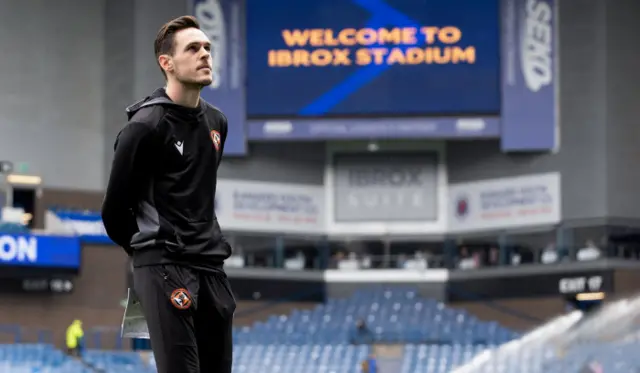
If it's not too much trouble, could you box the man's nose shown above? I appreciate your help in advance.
[199,48,211,59]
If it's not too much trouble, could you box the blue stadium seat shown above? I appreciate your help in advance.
[0,343,91,373]
[8,288,640,372]
[230,344,370,373]
[234,287,518,345]
[83,349,153,373]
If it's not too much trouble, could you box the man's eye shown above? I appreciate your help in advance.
[204,46,211,52]
[189,46,198,52]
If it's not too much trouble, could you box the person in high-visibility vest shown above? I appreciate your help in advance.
[65,319,84,357]
[361,354,377,373]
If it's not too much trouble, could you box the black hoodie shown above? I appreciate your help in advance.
[102,88,231,272]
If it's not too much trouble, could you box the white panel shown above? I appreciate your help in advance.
[324,269,448,283]
[215,179,326,234]
[333,153,439,222]
[447,172,562,233]
[325,141,448,237]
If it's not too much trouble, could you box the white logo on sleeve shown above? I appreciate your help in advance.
[175,141,184,155]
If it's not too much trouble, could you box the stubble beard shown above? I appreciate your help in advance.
[176,73,212,91]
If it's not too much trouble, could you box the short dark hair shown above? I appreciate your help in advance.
[154,15,201,78]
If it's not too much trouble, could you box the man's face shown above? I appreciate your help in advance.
[165,27,213,87]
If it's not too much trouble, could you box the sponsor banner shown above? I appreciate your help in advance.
[333,153,438,222]
[192,0,247,156]
[0,234,81,270]
[246,0,500,117]
[46,210,112,244]
[448,270,613,301]
[215,179,325,234]
[500,0,558,151]
[448,173,561,232]
[247,117,501,140]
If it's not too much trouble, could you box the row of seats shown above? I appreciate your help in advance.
[0,344,90,373]
[232,344,370,373]
[95,342,640,373]
[234,288,519,344]
[402,341,640,373]
[83,349,153,373]
[0,288,539,372]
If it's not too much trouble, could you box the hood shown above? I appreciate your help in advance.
[125,88,179,121]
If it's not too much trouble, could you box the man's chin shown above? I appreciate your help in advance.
[179,77,213,89]
[197,78,213,87]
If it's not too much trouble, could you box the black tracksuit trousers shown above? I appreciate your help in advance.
[133,264,236,373]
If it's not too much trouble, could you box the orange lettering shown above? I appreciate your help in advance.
[386,48,406,65]
[324,29,340,46]
[378,28,401,44]
[355,48,372,65]
[308,29,325,47]
[370,48,387,64]
[281,29,310,47]
[333,49,351,65]
[356,28,378,46]
[268,50,277,66]
[402,27,418,44]
[438,27,462,44]
[310,49,333,66]
[451,46,475,63]
[292,50,310,66]
[338,29,357,46]
[277,50,292,66]
[405,48,423,64]
[419,27,439,44]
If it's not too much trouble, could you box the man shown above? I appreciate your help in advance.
[361,354,378,373]
[65,319,84,357]
[351,318,373,344]
[102,15,235,373]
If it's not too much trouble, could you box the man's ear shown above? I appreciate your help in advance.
[158,55,174,74]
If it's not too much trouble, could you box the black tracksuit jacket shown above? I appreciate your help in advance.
[101,88,231,272]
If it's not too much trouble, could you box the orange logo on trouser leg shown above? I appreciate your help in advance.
[170,288,192,310]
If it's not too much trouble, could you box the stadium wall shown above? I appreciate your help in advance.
[0,0,106,191]
[0,244,127,348]
[448,0,640,223]
[218,143,327,185]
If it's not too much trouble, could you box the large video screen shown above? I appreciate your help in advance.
[246,0,500,117]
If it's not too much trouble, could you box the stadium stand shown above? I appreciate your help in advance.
[2,285,640,372]
[1,287,519,372]
[0,343,91,373]
[233,288,518,345]
[4,0,640,372]
[82,349,153,372]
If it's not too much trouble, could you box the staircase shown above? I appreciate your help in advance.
[372,344,405,373]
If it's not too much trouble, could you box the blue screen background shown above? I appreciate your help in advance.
[246,0,500,117]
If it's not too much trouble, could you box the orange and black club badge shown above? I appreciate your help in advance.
[170,288,192,310]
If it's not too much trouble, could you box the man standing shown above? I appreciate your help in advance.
[102,15,235,373]
[65,319,84,357]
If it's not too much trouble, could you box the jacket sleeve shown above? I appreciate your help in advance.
[101,121,153,253]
